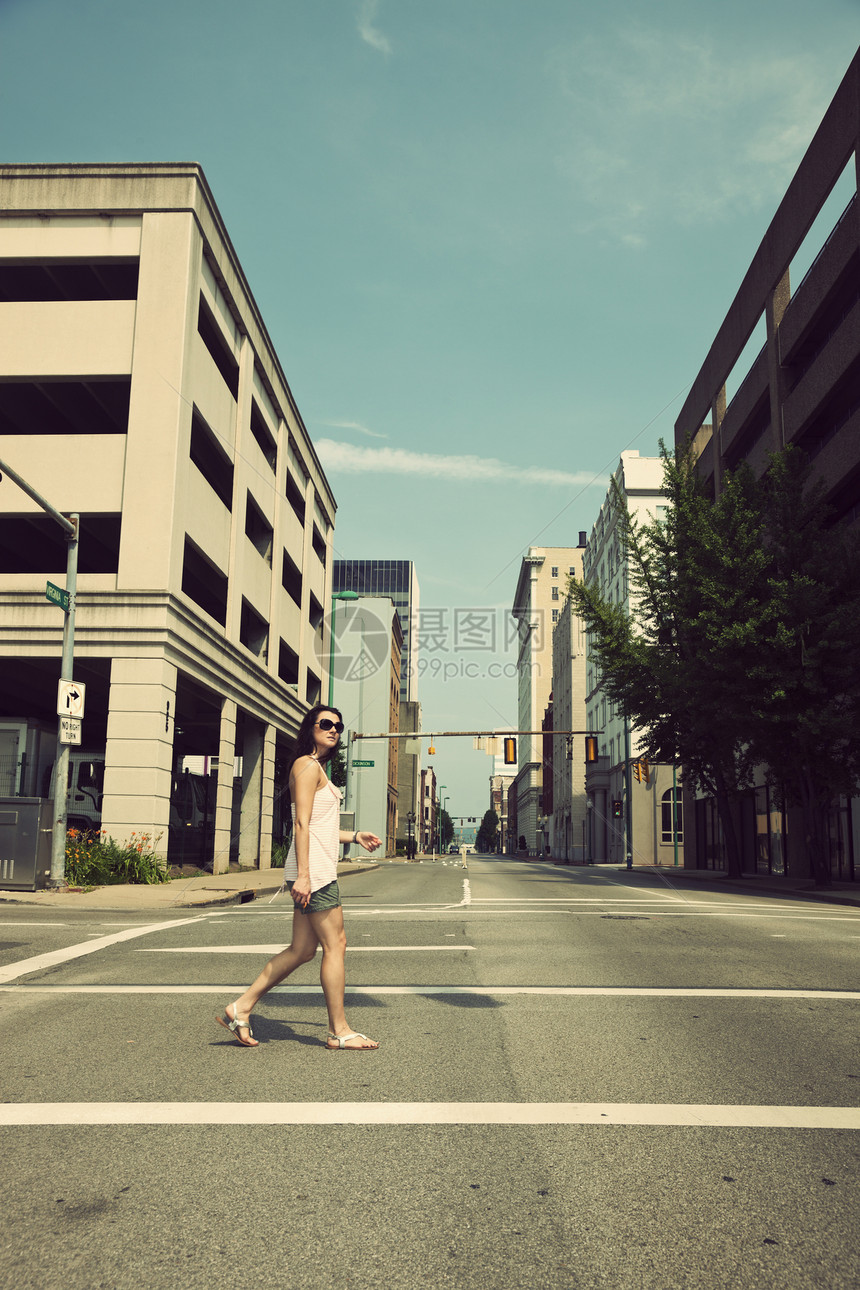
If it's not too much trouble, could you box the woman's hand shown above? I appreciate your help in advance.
[356,831,381,854]
[291,875,311,908]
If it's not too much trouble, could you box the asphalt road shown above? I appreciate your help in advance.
[0,859,858,1289]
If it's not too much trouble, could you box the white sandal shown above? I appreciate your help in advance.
[216,1004,259,1047]
[326,1031,378,1050]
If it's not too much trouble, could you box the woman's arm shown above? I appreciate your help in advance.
[339,829,382,853]
[290,756,323,906]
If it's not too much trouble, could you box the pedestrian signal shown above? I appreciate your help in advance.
[585,735,599,763]
[504,737,517,765]
[612,800,623,818]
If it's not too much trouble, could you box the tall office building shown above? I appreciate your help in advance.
[511,544,584,855]
[333,560,419,702]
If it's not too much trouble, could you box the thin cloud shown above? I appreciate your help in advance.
[317,418,388,440]
[316,439,604,488]
[550,28,835,241]
[357,0,392,56]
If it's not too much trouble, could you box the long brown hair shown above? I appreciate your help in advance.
[288,703,343,776]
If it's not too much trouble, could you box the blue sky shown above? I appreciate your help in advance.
[2,0,858,820]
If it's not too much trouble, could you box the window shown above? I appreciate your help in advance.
[249,399,277,472]
[239,598,268,661]
[551,566,558,577]
[245,493,273,564]
[0,378,131,436]
[190,409,233,510]
[551,586,559,600]
[286,472,306,525]
[281,549,302,607]
[0,514,120,573]
[552,609,559,623]
[661,789,683,844]
[182,537,227,625]
[278,639,299,686]
[311,523,327,564]
[197,296,239,399]
[0,258,139,301]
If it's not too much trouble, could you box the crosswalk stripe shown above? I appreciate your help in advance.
[1,984,858,999]
[1,1102,857,1128]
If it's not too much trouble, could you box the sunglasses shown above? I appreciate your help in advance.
[316,719,344,733]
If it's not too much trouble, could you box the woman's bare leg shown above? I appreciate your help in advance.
[220,907,319,1045]
[311,905,378,1049]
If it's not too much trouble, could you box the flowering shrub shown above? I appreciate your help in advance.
[65,829,169,886]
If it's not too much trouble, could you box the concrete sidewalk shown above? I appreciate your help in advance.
[0,861,381,912]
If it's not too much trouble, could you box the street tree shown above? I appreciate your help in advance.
[750,450,860,885]
[476,808,499,853]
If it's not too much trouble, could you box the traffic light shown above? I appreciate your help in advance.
[640,758,651,784]
[504,737,517,765]
[633,760,641,782]
[585,735,599,763]
[612,800,623,818]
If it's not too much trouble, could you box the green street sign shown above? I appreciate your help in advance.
[352,759,375,768]
[46,581,70,611]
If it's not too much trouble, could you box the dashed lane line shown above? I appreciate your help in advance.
[1,1102,857,1128]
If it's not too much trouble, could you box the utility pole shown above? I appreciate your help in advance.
[0,455,79,888]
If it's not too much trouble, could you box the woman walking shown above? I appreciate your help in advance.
[217,704,381,1051]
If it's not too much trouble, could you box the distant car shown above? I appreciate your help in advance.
[464,845,474,855]
[449,844,459,854]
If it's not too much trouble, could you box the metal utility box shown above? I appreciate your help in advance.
[0,798,54,890]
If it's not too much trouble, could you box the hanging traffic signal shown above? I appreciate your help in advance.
[640,758,651,784]
[504,737,517,765]
[612,800,623,818]
[585,735,599,763]
[632,760,641,782]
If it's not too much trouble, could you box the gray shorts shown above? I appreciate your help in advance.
[286,879,341,914]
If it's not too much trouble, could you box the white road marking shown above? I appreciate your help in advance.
[137,945,475,954]
[1,1102,856,1128]
[0,916,210,985]
[0,922,69,927]
[2,985,857,999]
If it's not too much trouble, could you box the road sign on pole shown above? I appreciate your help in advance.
[59,716,82,746]
[57,679,86,719]
[46,580,70,611]
[352,759,375,768]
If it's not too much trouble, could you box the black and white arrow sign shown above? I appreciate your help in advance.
[57,679,86,719]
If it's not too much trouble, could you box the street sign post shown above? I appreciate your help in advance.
[46,581,70,611]
[352,759,375,768]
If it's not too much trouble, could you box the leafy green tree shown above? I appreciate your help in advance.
[329,745,347,789]
[476,808,500,853]
[439,808,454,848]
[750,450,860,885]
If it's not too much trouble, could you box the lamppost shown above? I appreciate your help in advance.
[434,785,447,860]
[328,589,359,708]
[328,589,359,791]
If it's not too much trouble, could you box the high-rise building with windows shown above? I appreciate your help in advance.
[332,560,419,702]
